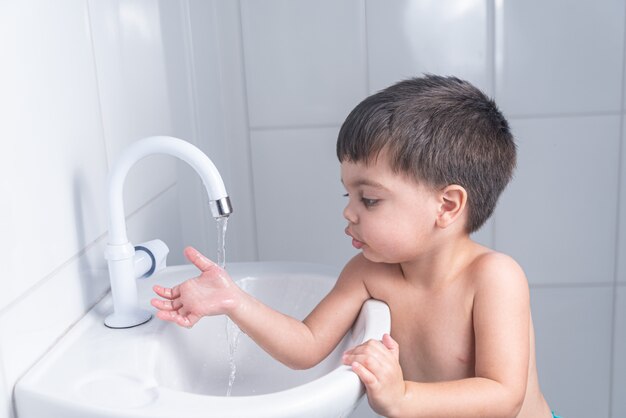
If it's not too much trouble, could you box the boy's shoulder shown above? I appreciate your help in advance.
[466,249,529,296]
[469,249,523,274]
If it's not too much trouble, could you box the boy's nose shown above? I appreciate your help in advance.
[343,203,357,224]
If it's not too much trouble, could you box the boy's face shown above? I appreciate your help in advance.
[341,154,441,264]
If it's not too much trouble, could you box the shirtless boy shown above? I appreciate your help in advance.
[152,75,556,418]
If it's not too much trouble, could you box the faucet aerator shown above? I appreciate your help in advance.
[209,196,233,218]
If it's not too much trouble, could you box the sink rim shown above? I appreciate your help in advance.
[15,261,391,418]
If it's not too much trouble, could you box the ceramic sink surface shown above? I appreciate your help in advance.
[15,262,390,418]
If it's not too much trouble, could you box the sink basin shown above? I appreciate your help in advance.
[15,262,390,418]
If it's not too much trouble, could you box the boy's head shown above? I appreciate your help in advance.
[336,75,516,234]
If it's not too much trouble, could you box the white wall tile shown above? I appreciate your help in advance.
[495,0,625,116]
[495,116,620,285]
[240,0,367,128]
[613,285,626,418]
[250,128,357,268]
[0,0,109,310]
[531,286,612,418]
[367,0,492,96]
[88,0,188,216]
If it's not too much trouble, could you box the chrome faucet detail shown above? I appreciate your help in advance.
[104,136,232,329]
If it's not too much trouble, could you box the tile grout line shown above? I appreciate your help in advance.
[509,110,622,120]
[529,282,616,290]
[608,5,626,416]
[84,0,110,171]
[249,123,343,132]
[248,110,623,134]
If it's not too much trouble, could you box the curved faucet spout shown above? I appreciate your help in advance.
[108,136,232,246]
[104,136,233,329]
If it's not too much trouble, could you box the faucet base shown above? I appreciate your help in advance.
[104,309,153,329]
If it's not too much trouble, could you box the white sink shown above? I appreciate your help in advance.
[15,262,390,418]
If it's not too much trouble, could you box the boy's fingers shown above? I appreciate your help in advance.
[150,298,182,311]
[153,285,181,300]
[351,361,378,387]
[152,285,170,298]
[156,310,179,322]
[184,246,218,272]
[175,315,192,328]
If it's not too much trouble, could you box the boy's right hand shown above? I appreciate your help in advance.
[150,246,242,328]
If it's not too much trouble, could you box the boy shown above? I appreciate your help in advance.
[152,75,555,417]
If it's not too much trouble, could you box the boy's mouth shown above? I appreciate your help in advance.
[345,227,364,249]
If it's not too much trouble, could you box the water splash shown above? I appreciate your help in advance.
[226,317,243,396]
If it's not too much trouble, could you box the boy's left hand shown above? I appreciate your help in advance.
[342,333,406,416]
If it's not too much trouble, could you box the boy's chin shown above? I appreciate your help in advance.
[361,249,388,264]
[361,248,409,265]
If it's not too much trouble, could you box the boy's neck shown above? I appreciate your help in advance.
[399,233,478,290]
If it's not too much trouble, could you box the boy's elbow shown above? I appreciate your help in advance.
[497,385,525,418]
[287,361,312,370]
[283,353,323,370]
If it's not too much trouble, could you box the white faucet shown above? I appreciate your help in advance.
[104,136,232,329]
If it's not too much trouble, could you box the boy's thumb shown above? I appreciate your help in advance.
[382,333,399,359]
[184,246,218,272]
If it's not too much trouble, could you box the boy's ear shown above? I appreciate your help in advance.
[436,185,468,229]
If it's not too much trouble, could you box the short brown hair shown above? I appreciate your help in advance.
[336,75,516,233]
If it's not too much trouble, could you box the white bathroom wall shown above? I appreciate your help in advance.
[225,0,626,417]
[0,1,226,417]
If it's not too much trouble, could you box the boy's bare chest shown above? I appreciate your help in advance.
[370,281,476,382]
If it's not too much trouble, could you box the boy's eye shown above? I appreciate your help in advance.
[343,192,379,208]
[361,198,379,208]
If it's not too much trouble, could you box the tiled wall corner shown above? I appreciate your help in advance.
[618,115,626,284]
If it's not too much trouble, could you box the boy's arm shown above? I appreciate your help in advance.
[343,253,530,418]
[152,247,371,369]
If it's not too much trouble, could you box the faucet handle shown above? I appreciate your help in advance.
[134,239,169,278]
